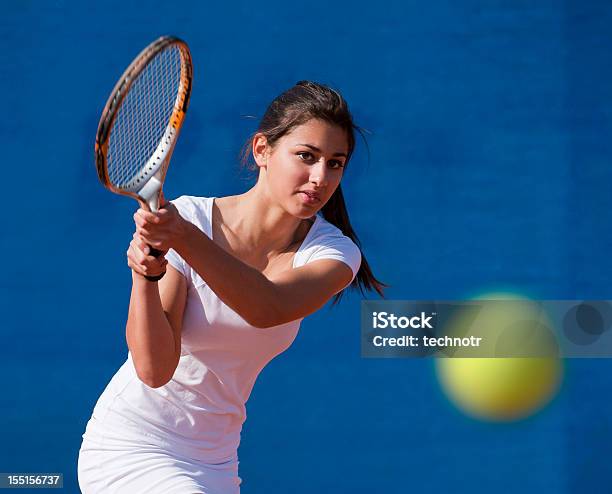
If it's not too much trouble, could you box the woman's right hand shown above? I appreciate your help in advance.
[126,232,168,279]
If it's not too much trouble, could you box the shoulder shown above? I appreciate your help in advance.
[169,195,213,232]
[297,215,362,278]
[169,195,209,213]
[311,215,361,254]
[165,195,214,280]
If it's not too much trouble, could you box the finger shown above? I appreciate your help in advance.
[134,245,149,264]
[131,233,147,254]
[128,241,139,256]
[144,236,165,250]
[143,253,162,265]
[135,229,167,252]
[133,212,149,228]
[134,208,147,222]
[137,226,150,240]
[128,253,165,277]
[141,258,165,276]
[127,251,143,273]
[131,240,151,264]
[135,208,160,225]
[134,231,148,248]
[143,209,161,224]
[131,233,142,245]
[127,258,143,274]
[155,209,169,223]
[127,244,158,273]
[130,237,146,256]
[138,238,150,255]
[132,250,161,272]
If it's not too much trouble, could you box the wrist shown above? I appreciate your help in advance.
[132,269,166,283]
[174,217,194,254]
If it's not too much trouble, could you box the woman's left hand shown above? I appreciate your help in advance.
[134,193,188,252]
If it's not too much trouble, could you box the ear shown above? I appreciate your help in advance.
[252,133,269,168]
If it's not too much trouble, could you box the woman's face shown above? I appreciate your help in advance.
[255,118,349,218]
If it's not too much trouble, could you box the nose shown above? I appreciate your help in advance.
[309,159,329,188]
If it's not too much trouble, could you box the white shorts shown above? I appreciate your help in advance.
[77,436,241,494]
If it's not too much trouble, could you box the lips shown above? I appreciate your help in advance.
[299,191,321,202]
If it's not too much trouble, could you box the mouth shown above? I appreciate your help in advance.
[299,191,321,203]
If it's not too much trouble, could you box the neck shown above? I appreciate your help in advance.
[224,182,312,256]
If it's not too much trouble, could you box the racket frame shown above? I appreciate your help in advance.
[94,35,193,212]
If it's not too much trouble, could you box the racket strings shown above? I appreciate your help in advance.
[107,45,184,189]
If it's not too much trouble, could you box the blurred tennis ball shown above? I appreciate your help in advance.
[435,292,564,421]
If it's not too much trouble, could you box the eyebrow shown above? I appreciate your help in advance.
[295,143,347,159]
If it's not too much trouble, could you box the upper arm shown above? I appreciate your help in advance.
[158,264,188,356]
[257,259,355,328]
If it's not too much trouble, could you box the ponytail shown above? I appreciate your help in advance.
[321,184,387,305]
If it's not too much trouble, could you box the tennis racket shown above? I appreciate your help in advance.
[94,35,193,281]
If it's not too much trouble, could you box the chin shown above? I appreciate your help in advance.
[292,196,323,218]
[294,209,318,220]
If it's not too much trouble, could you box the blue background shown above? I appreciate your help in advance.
[1,1,611,492]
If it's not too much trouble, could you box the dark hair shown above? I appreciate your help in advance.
[240,80,387,305]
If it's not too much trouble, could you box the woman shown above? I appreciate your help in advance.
[78,80,385,493]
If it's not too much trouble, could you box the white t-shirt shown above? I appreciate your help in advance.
[82,196,362,464]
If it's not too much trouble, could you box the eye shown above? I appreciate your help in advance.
[297,152,344,169]
[297,151,314,161]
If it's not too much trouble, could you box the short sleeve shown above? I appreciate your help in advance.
[164,196,193,278]
[308,235,362,290]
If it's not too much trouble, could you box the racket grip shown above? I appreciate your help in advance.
[144,246,166,282]
[149,247,165,257]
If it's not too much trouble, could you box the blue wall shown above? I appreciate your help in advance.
[1,1,611,492]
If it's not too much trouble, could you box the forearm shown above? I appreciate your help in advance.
[174,222,278,327]
[126,272,179,387]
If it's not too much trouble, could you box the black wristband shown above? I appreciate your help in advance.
[144,271,166,282]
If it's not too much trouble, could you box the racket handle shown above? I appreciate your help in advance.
[144,246,166,282]
[149,247,164,257]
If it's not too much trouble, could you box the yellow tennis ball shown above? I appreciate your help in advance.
[436,357,562,421]
[435,293,564,421]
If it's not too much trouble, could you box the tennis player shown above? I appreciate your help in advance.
[78,80,385,493]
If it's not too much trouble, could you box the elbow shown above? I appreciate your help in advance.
[141,375,171,389]
[247,314,272,329]
[135,369,172,389]
[246,281,284,329]
[250,318,275,329]
[249,307,288,329]
[247,307,280,329]
[146,377,171,389]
